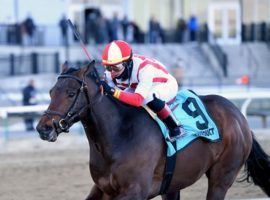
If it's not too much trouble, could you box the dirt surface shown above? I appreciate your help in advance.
[0,133,269,200]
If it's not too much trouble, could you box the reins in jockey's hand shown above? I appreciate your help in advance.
[100,81,115,96]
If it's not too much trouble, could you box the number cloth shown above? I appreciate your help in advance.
[152,89,220,157]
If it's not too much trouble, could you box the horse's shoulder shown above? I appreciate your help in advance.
[129,107,160,128]
[121,106,163,139]
[124,106,149,118]
[109,97,160,131]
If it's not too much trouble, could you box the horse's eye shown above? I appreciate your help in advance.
[68,92,76,98]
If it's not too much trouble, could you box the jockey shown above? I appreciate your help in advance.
[100,40,182,141]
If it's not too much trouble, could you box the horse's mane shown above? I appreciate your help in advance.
[62,66,147,117]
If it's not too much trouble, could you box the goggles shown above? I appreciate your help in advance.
[105,63,124,72]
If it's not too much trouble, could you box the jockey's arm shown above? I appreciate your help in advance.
[113,91,144,107]
[113,66,154,107]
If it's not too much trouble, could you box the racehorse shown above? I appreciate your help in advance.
[36,61,270,200]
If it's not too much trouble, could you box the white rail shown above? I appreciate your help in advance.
[1,89,270,141]
[0,104,48,118]
[215,91,270,117]
[1,90,270,119]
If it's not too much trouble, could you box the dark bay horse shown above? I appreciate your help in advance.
[36,61,270,200]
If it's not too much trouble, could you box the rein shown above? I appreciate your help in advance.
[44,67,101,134]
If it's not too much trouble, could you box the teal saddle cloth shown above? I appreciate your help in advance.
[154,89,220,157]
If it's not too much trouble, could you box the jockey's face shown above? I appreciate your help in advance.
[105,63,125,78]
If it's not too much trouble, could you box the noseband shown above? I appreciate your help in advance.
[44,67,101,134]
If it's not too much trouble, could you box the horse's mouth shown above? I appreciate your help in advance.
[48,131,58,142]
[39,130,58,142]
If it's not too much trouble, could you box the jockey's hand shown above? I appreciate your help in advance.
[100,80,115,96]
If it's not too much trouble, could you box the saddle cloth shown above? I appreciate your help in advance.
[145,89,221,157]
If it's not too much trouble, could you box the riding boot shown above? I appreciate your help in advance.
[158,104,183,141]
[147,95,183,141]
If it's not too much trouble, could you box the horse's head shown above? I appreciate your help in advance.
[36,60,101,142]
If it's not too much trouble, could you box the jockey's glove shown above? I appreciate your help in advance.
[100,80,115,96]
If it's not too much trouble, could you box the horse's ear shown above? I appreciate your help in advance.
[61,61,69,73]
[81,60,95,77]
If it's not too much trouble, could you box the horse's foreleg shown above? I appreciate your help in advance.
[85,184,111,200]
[161,192,180,200]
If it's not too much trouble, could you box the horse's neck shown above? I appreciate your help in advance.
[81,96,129,157]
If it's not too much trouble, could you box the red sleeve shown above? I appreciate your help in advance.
[117,91,144,107]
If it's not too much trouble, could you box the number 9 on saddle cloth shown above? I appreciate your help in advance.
[145,89,220,157]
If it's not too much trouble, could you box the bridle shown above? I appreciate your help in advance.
[43,66,101,134]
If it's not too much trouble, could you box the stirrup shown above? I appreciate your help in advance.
[166,133,184,142]
[166,135,180,142]
[166,126,185,142]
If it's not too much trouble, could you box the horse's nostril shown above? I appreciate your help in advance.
[44,125,52,131]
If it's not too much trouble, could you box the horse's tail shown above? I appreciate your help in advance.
[244,133,270,196]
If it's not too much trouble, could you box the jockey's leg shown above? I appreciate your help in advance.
[147,94,182,141]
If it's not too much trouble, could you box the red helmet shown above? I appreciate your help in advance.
[102,40,132,66]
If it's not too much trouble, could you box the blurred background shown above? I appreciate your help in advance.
[0,0,270,199]
[1,0,270,137]
[0,0,269,143]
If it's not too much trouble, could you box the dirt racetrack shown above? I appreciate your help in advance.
[0,132,269,200]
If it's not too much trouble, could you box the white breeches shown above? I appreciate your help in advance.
[143,77,178,104]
